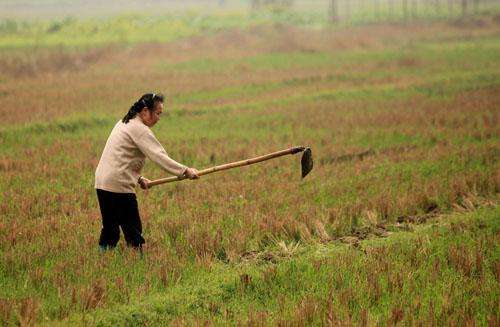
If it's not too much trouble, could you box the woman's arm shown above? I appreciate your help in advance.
[134,130,188,177]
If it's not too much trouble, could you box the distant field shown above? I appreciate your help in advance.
[0,8,499,326]
[2,1,500,48]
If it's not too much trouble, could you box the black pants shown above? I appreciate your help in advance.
[96,189,145,248]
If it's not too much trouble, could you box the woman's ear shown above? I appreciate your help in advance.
[137,107,148,121]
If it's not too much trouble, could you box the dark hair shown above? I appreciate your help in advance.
[122,93,164,123]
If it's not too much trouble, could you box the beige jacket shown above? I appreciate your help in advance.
[95,117,187,193]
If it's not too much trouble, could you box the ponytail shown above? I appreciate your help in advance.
[122,93,164,123]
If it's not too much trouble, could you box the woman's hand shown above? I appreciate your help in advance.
[138,176,151,190]
[184,167,200,180]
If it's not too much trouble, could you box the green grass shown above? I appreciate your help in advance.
[57,205,499,325]
[0,13,243,48]
[0,10,326,49]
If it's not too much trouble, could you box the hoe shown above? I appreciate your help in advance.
[147,146,313,188]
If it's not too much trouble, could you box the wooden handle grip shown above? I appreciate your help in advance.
[147,146,305,188]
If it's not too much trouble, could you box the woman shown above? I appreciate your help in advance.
[95,93,199,253]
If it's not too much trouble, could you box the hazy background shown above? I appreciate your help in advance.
[1,0,498,20]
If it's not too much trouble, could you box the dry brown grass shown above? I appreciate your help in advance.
[0,46,113,78]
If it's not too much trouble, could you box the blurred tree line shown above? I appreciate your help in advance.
[250,0,295,12]
[329,0,489,22]
[244,0,495,23]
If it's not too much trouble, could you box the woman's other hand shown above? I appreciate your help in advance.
[184,168,200,180]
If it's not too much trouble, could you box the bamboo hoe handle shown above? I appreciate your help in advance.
[147,146,305,188]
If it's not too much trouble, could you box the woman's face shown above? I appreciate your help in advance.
[139,102,163,127]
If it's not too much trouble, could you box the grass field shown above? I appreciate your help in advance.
[0,6,499,326]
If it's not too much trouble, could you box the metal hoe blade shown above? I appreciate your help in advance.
[301,147,313,178]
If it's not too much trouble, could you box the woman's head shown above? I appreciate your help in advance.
[122,93,165,126]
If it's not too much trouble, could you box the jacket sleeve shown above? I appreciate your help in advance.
[134,129,187,177]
